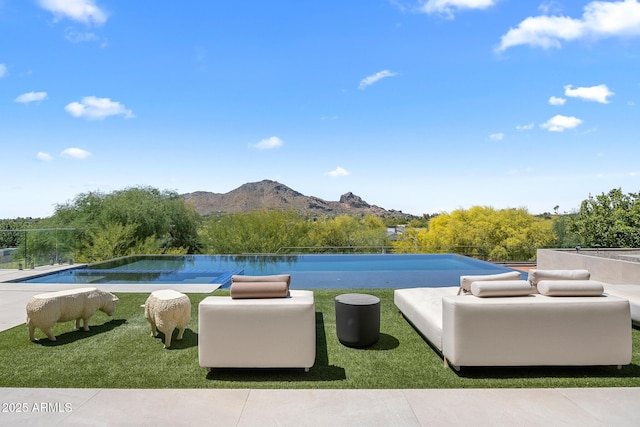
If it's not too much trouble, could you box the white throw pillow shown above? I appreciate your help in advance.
[470,280,533,298]
[527,269,590,285]
[459,271,522,294]
[537,280,603,296]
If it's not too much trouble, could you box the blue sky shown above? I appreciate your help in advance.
[2,0,640,219]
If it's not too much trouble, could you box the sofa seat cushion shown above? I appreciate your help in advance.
[537,280,604,296]
[604,284,640,325]
[394,287,458,352]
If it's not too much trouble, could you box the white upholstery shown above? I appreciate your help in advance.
[528,270,590,291]
[537,280,604,296]
[395,286,632,369]
[470,280,532,297]
[604,284,640,325]
[394,287,458,351]
[459,271,522,294]
[198,290,316,371]
[442,293,631,368]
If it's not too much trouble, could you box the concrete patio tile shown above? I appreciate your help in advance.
[238,389,420,427]
[558,387,640,427]
[61,388,250,427]
[403,388,605,427]
[0,292,38,332]
[0,388,101,426]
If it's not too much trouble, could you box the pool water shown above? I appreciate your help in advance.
[18,254,524,289]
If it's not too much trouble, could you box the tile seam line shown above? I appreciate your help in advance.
[237,389,252,427]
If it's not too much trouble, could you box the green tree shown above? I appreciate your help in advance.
[552,214,581,248]
[199,209,313,254]
[569,188,640,247]
[44,186,200,262]
[392,206,556,261]
[0,218,41,248]
[307,214,389,252]
[199,211,390,254]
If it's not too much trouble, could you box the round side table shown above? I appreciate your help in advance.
[335,293,380,348]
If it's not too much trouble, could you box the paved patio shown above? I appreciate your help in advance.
[1,266,639,426]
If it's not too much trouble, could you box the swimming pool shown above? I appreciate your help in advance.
[16,254,524,289]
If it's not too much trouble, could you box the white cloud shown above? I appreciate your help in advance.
[359,70,398,89]
[39,0,107,25]
[36,152,53,162]
[420,0,497,18]
[65,30,98,42]
[251,136,283,150]
[549,96,566,106]
[564,84,614,103]
[516,123,535,131]
[64,29,108,47]
[15,91,48,104]
[61,147,91,159]
[489,132,504,141]
[326,166,350,177]
[538,1,563,15]
[65,96,135,120]
[0,64,7,78]
[497,0,640,51]
[540,114,583,132]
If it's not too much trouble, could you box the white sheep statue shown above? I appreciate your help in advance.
[26,287,119,342]
[142,289,191,348]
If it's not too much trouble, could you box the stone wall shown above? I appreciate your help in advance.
[537,248,640,284]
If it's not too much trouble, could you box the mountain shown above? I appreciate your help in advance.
[181,180,413,218]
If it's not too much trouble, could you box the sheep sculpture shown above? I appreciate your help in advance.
[142,289,191,348]
[26,287,119,342]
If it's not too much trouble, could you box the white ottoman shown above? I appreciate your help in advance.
[198,290,316,371]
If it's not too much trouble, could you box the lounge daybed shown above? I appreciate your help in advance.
[395,270,632,370]
[198,275,316,372]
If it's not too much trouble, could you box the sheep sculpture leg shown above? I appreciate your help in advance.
[148,320,157,338]
[161,322,177,348]
[42,328,56,341]
[75,318,90,332]
[177,326,186,341]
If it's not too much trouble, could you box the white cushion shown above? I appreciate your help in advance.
[394,287,459,352]
[528,269,590,285]
[537,280,603,296]
[470,280,533,298]
[459,271,522,294]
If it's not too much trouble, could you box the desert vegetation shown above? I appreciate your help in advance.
[3,186,639,265]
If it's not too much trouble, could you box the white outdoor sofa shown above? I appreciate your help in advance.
[395,270,632,370]
[198,289,316,372]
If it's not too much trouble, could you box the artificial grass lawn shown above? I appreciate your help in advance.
[1,289,639,389]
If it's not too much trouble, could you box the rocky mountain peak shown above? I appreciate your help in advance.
[339,192,370,208]
[182,180,412,219]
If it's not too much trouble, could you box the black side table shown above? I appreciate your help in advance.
[335,293,380,347]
